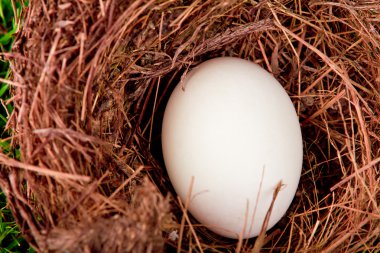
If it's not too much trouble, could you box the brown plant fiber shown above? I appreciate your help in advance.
[0,0,379,252]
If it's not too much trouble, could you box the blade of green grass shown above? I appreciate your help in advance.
[0,83,9,97]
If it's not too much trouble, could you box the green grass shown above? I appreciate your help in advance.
[0,192,34,252]
[0,0,34,252]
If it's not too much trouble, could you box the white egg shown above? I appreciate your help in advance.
[161,57,302,239]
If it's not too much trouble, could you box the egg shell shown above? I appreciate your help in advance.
[162,57,303,239]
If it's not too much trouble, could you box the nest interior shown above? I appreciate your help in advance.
[0,0,379,252]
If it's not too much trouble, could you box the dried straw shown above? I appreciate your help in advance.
[0,0,379,252]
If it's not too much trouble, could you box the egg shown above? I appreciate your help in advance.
[161,57,303,239]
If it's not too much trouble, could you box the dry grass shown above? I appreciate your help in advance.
[0,0,379,252]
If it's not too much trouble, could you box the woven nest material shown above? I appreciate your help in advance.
[0,0,379,252]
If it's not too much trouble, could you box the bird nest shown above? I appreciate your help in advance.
[0,0,379,252]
